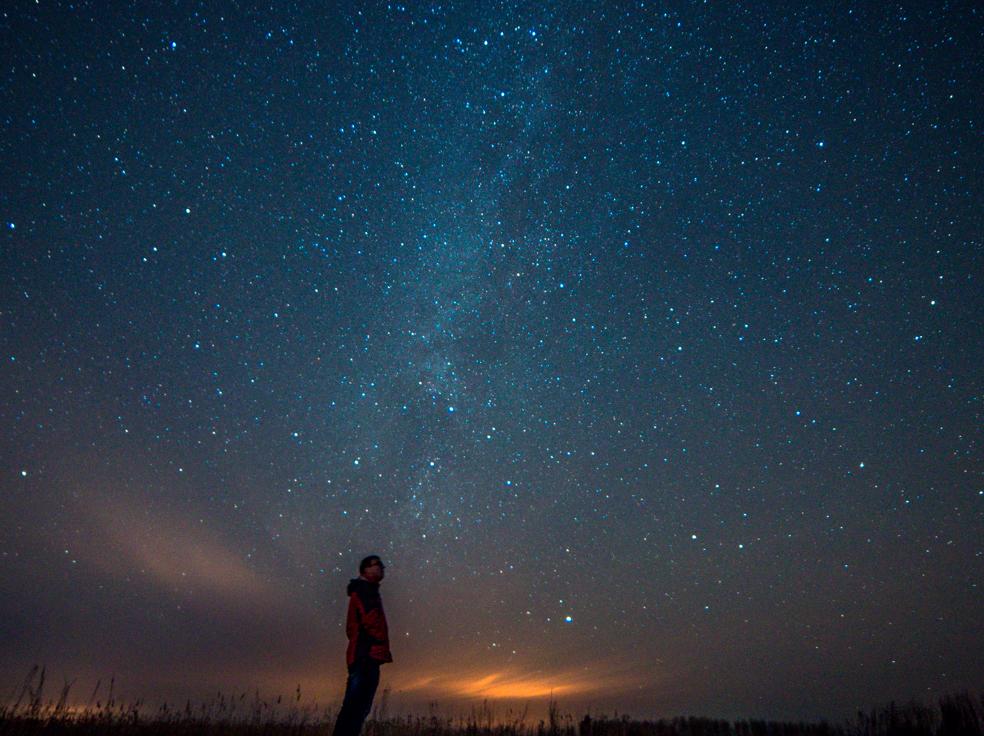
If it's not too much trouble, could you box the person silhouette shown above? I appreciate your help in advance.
[331,555,393,736]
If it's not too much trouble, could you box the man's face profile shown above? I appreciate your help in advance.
[362,559,385,583]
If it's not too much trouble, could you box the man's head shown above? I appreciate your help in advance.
[359,555,385,583]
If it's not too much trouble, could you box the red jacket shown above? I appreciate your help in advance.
[345,578,393,667]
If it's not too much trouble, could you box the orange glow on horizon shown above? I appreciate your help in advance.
[397,664,644,702]
[454,672,577,698]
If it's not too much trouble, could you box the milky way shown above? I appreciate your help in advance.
[1,1,981,721]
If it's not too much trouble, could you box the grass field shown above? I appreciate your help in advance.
[1,666,981,735]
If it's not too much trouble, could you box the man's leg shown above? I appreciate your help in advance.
[354,660,380,725]
[332,660,381,736]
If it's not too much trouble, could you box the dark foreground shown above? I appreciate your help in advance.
[1,671,981,736]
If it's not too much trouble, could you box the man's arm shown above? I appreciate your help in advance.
[360,603,388,643]
[345,594,361,641]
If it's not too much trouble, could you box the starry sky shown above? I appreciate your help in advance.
[1,0,982,723]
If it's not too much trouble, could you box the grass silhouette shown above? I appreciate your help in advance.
[1,666,981,735]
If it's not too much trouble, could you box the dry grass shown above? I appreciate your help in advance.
[1,666,981,736]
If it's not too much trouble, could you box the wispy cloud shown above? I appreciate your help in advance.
[80,492,280,608]
[399,662,645,700]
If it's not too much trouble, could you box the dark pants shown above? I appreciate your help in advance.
[332,659,380,736]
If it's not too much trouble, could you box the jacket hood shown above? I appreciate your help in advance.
[347,577,378,596]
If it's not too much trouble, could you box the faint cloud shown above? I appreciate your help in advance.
[399,663,644,700]
[81,492,279,607]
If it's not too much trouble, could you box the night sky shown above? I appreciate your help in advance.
[1,0,982,723]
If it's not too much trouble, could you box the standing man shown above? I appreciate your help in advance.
[332,555,393,736]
